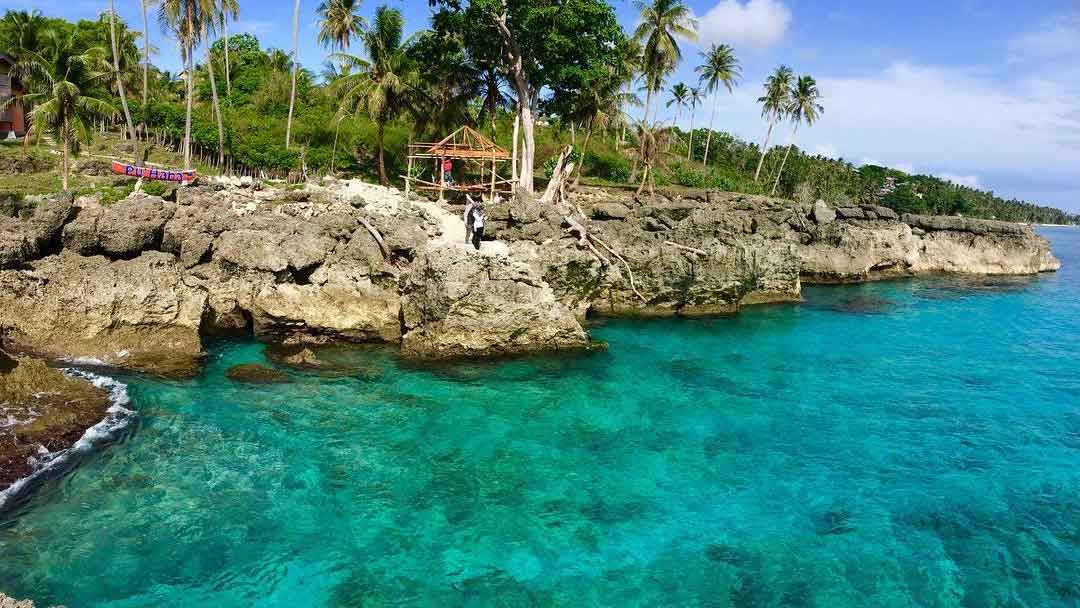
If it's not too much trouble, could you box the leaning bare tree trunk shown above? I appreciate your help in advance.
[492,7,535,192]
[772,133,796,196]
[703,96,718,165]
[109,0,139,163]
[204,28,225,166]
[285,0,300,149]
[331,116,341,175]
[754,120,775,182]
[687,105,696,160]
[572,119,593,187]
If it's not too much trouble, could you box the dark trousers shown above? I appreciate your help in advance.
[472,226,484,250]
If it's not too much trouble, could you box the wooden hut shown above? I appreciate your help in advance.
[403,126,513,201]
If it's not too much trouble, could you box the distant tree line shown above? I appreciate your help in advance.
[1,3,1075,224]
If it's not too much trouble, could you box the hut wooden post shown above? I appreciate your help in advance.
[438,157,446,202]
[405,154,414,197]
[490,153,497,200]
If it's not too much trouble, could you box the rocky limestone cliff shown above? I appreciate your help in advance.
[0,180,1059,374]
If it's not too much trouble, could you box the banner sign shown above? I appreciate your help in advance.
[111,161,196,183]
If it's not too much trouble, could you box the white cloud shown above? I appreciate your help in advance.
[1009,13,1080,58]
[813,144,838,158]
[697,0,792,53]
[936,173,982,188]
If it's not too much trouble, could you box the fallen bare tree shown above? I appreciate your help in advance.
[541,146,647,303]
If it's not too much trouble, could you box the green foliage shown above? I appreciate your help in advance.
[543,149,582,177]
[2,8,1077,225]
[584,151,630,182]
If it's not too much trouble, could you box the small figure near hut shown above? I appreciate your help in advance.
[470,203,486,251]
[464,194,476,244]
[442,157,454,185]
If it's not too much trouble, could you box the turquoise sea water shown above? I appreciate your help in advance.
[2,228,1079,607]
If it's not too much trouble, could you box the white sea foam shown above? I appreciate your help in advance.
[0,369,136,511]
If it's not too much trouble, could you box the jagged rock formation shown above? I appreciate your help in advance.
[400,246,588,357]
[0,181,1060,374]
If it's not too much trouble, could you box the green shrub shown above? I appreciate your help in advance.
[543,149,582,177]
[585,152,630,182]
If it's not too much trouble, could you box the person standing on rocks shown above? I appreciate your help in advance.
[463,195,476,244]
[471,204,486,250]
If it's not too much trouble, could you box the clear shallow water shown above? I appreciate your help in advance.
[2,229,1079,607]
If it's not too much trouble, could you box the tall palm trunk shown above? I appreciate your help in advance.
[331,116,341,175]
[61,114,70,190]
[771,126,797,196]
[643,86,654,129]
[183,27,194,169]
[376,120,388,185]
[754,120,775,182]
[285,0,300,148]
[703,95,718,165]
[223,18,231,97]
[141,0,149,106]
[109,0,139,163]
[204,27,225,166]
[687,105,696,160]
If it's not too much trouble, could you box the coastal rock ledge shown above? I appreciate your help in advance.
[0,181,1059,373]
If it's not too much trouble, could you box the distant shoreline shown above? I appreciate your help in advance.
[1035,223,1080,228]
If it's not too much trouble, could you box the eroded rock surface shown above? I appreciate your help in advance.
[401,246,589,358]
[0,179,1059,373]
[0,354,110,489]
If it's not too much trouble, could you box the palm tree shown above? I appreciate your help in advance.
[317,0,365,175]
[285,0,301,148]
[4,31,118,189]
[159,0,208,169]
[753,65,793,182]
[0,10,47,59]
[333,5,417,185]
[665,82,688,152]
[107,1,139,163]
[219,0,237,97]
[696,42,740,166]
[572,66,639,186]
[686,86,702,160]
[202,24,223,165]
[633,0,697,128]
[771,75,823,196]
[667,82,688,125]
[317,0,365,59]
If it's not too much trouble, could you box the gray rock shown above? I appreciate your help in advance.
[400,246,589,358]
[874,206,899,220]
[810,200,836,224]
[835,207,865,220]
[63,194,175,257]
[590,202,631,220]
[0,251,207,376]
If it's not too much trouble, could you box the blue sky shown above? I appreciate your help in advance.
[16,0,1080,212]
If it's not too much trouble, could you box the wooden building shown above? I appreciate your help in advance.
[403,126,514,201]
[0,53,26,139]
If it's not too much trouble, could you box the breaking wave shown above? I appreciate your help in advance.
[0,370,136,512]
